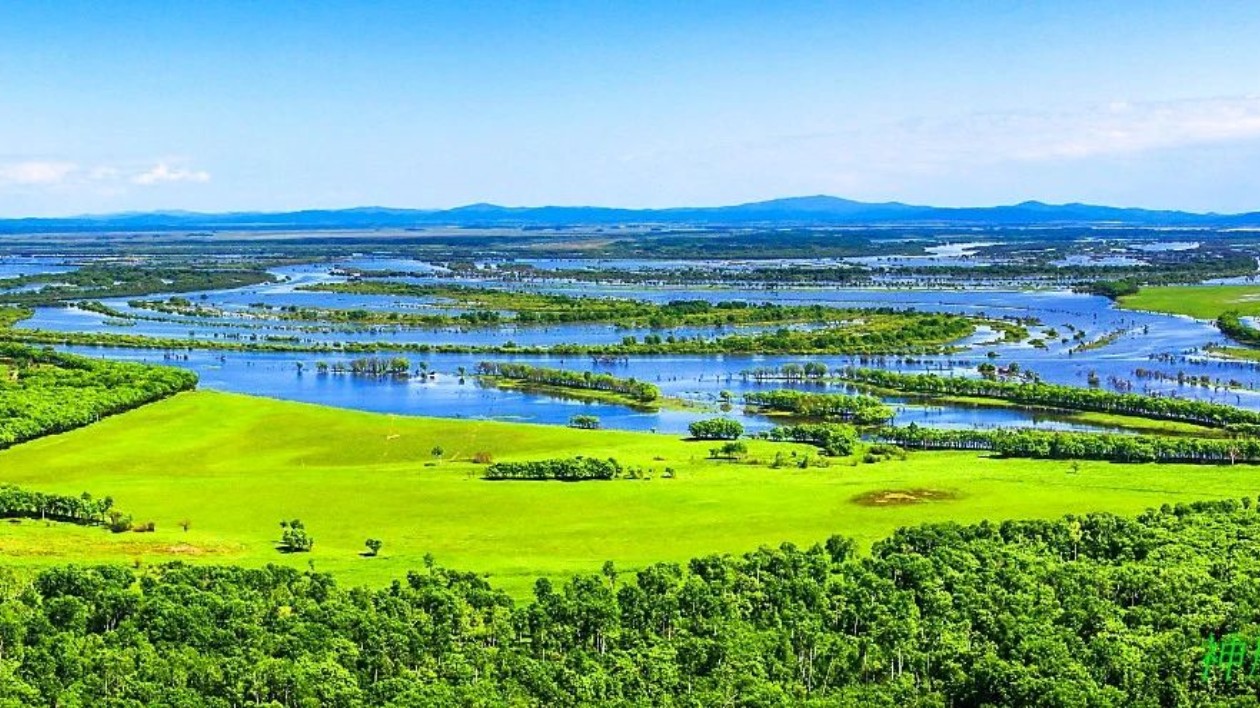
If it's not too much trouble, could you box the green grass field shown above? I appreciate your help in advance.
[1118,284,1260,319]
[2,390,1259,597]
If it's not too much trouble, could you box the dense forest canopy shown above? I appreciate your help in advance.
[0,343,197,449]
[0,501,1258,705]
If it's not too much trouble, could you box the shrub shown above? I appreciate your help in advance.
[472,451,494,464]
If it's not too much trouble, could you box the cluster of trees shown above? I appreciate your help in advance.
[483,456,622,481]
[1080,278,1141,299]
[320,357,411,377]
[0,266,274,307]
[1217,311,1260,348]
[279,519,314,552]
[763,423,858,456]
[0,485,114,525]
[841,367,1260,428]
[0,343,198,449]
[880,423,1260,464]
[568,414,600,429]
[476,362,659,403]
[688,418,744,440]
[739,361,830,381]
[7,501,1260,703]
[744,389,893,425]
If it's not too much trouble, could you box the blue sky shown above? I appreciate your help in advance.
[2,1,1260,216]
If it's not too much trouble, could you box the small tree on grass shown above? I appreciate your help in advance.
[431,445,444,459]
[365,538,383,556]
[279,519,314,553]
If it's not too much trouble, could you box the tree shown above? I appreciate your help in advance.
[569,414,601,430]
[431,445,444,459]
[279,519,314,553]
[364,538,383,556]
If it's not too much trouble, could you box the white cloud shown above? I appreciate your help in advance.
[0,159,211,192]
[0,160,79,186]
[130,162,211,186]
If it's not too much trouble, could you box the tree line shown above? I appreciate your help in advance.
[0,485,115,525]
[762,423,858,456]
[879,423,1260,464]
[476,362,660,403]
[6,501,1260,703]
[483,456,623,481]
[0,343,198,449]
[841,366,1260,428]
[744,388,893,425]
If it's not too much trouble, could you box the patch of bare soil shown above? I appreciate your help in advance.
[851,488,959,507]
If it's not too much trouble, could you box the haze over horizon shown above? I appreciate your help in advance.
[4,1,1260,217]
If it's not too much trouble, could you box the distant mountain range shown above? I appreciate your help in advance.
[3,196,1259,233]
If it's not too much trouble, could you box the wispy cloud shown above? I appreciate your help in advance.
[0,161,80,186]
[130,162,211,186]
[0,159,211,191]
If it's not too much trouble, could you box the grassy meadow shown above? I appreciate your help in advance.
[2,390,1259,597]
[1118,284,1260,319]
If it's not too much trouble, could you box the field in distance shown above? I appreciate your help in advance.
[1,391,1258,597]
[1118,284,1260,319]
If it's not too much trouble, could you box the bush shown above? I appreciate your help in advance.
[710,441,748,459]
[107,511,133,534]
[472,451,494,464]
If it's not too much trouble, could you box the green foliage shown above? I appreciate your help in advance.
[279,519,314,552]
[484,456,622,481]
[3,502,1260,703]
[744,388,893,424]
[765,423,858,456]
[1081,278,1140,299]
[844,367,1260,428]
[1217,311,1260,348]
[364,538,383,556]
[0,485,115,525]
[479,361,660,402]
[709,441,748,459]
[0,343,198,449]
[688,417,743,440]
[568,414,601,429]
[882,423,1260,464]
[0,266,274,306]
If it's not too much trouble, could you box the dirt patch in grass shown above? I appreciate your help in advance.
[851,488,959,507]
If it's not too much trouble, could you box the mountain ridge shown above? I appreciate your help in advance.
[2,195,1258,233]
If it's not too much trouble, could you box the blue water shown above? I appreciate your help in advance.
[31,258,1260,434]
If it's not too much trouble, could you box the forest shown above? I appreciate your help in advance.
[0,343,197,449]
[0,500,1258,704]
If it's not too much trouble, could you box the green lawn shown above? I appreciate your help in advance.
[1118,284,1260,319]
[1,390,1259,597]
